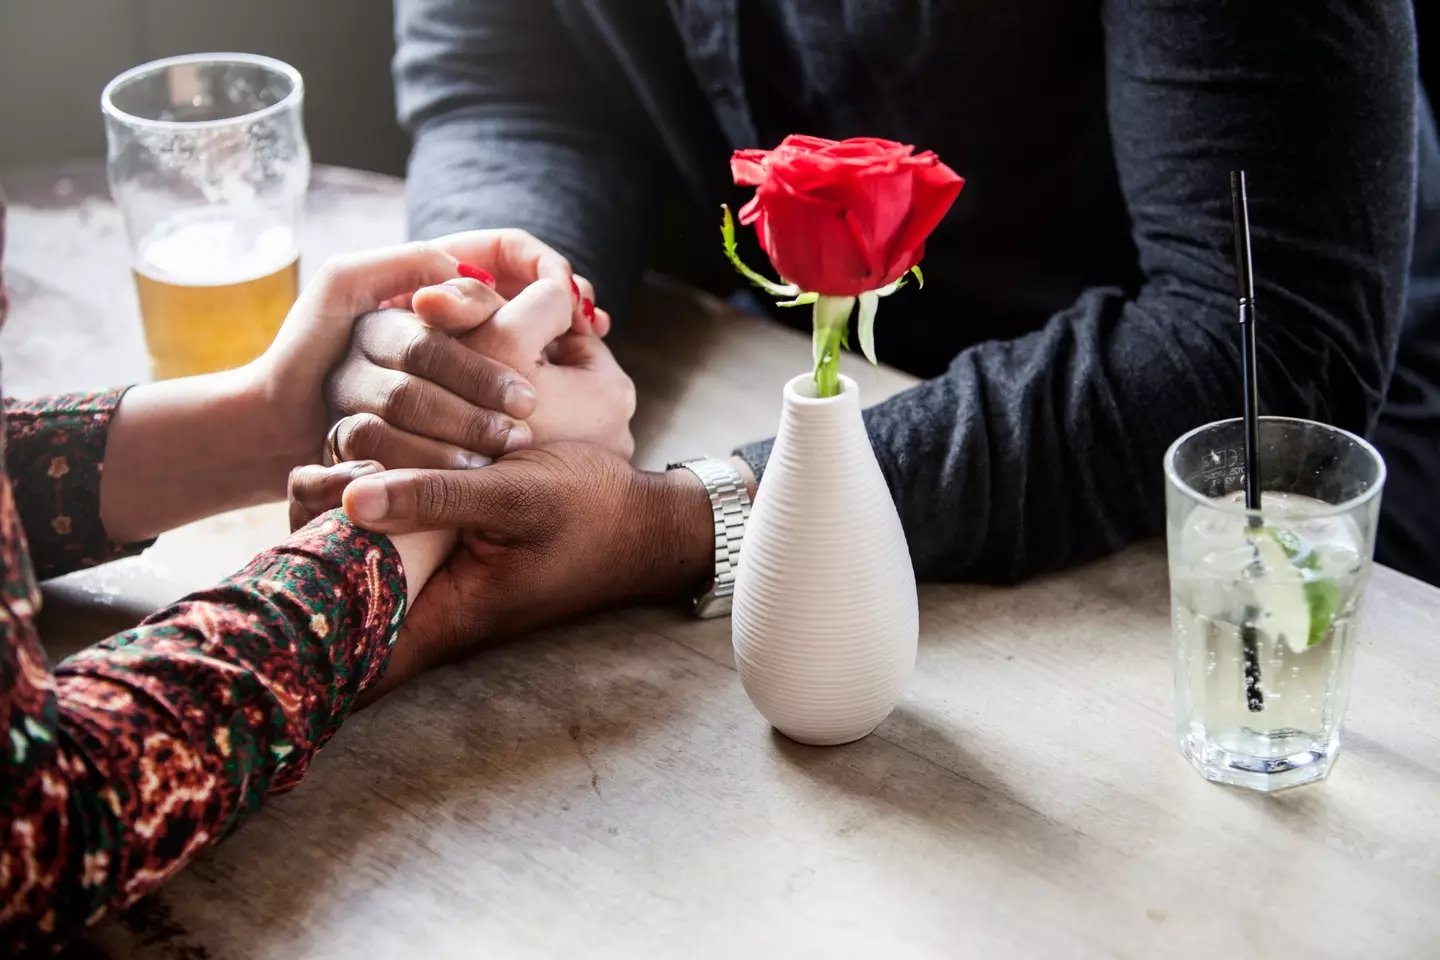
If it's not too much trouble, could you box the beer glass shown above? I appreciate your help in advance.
[103,54,309,379]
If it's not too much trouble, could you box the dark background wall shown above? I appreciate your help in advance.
[0,0,407,174]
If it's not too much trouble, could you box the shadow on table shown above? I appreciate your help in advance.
[768,703,1090,873]
[37,581,153,661]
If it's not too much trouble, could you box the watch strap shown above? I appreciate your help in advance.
[668,457,751,617]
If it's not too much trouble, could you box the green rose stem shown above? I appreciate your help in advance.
[812,296,855,398]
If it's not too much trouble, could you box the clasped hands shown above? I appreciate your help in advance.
[282,231,714,699]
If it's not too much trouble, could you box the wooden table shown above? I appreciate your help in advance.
[6,164,1440,960]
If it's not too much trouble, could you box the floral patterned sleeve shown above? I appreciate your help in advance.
[1,491,407,953]
[4,389,153,580]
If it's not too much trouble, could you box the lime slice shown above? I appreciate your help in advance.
[1247,526,1342,652]
[1303,578,1342,647]
[1249,533,1312,654]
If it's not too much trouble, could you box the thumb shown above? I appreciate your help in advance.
[460,279,573,371]
[342,467,518,535]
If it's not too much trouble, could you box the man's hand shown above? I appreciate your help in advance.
[289,444,723,696]
[323,278,536,468]
[327,280,635,468]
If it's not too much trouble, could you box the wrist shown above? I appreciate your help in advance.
[392,527,457,600]
[239,358,327,466]
[634,466,719,601]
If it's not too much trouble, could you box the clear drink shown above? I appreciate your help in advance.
[1165,418,1384,791]
[133,215,298,379]
[103,54,309,380]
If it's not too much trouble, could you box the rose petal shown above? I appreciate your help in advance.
[731,151,771,186]
[881,162,965,280]
[756,176,873,295]
[776,134,839,153]
[737,194,764,226]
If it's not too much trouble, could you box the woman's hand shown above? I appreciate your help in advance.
[424,228,612,337]
[248,229,595,469]
[326,278,635,467]
[449,278,635,459]
[101,241,470,542]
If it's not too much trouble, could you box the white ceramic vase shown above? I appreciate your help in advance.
[732,373,919,745]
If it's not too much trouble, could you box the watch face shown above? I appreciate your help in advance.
[694,593,733,620]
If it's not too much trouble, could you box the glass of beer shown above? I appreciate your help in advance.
[102,53,309,380]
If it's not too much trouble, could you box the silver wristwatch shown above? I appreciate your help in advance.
[668,457,751,619]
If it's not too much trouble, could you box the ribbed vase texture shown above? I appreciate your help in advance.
[732,374,919,745]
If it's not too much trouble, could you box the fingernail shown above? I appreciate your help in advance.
[503,422,533,453]
[504,379,537,416]
[582,298,596,323]
[348,479,390,523]
[458,452,492,470]
[347,462,381,479]
[569,277,581,302]
[457,262,497,287]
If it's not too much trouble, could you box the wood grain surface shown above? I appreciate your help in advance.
[4,164,1438,960]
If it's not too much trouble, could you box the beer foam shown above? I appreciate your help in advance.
[137,216,297,286]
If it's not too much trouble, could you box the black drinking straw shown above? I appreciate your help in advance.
[1231,170,1265,712]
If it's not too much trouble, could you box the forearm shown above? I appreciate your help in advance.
[740,0,1415,584]
[396,0,658,316]
[1,511,405,951]
[99,367,313,542]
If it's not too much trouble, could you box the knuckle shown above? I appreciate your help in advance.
[376,374,420,421]
[419,472,480,525]
[286,466,310,501]
[339,413,387,460]
[418,472,451,524]
[313,255,352,292]
[468,361,507,405]
[398,327,441,377]
[463,409,509,452]
[620,374,637,418]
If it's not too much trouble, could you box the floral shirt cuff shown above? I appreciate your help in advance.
[4,388,155,580]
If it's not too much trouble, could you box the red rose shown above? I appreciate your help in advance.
[731,135,964,297]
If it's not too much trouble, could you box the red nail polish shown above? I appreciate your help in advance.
[457,262,497,287]
[582,297,596,323]
[569,277,581,302]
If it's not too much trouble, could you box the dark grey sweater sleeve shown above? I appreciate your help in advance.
[738,0,1417,584]
[394,0,659,315]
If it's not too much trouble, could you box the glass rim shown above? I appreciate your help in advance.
[1163,415,1387,519]
[101,52,303,131]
